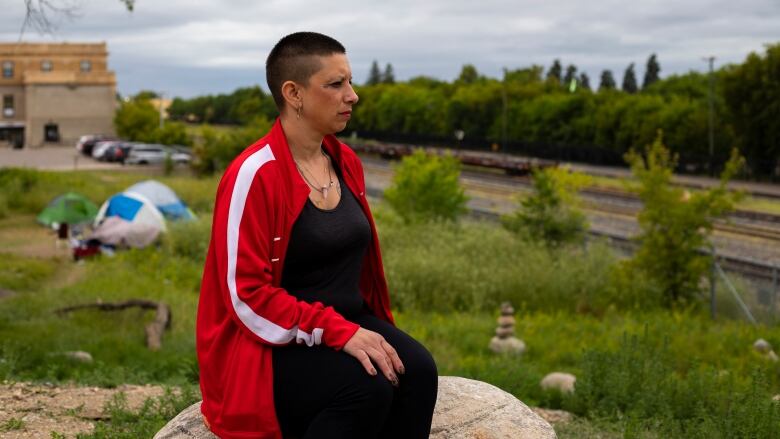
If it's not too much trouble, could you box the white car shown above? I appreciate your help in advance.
[92,140,123,161]
[125,144,191,165]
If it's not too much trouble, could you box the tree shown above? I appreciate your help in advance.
[624,132,744,305]
[457,64,480,84]
[114,99,159,143]
[722,43,780,177]
[501,166,590,247]
[20,0,133,37]
[366,60,382,85]
[622,63,638,93]
[643,53,661,89]
[503,66,544,84]
[382,63,395,84]
[563,64,578,88]
[579,73,591,91]
[384,150,469,223]
[599,70,616,91]
[546,59,562,84]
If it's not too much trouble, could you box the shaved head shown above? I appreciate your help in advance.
[266,32,347,110]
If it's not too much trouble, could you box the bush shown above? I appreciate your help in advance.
[191,118,271,176]
[502,166,590,247]
[383,149,468,223]
[376,207,628,313]
[565,330,780,438]
[624,133,744,306]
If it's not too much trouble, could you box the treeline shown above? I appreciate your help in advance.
[167,43,780,178]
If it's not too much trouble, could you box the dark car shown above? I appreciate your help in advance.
[103,141,137,163]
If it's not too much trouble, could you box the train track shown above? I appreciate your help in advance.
[362,157,780,282]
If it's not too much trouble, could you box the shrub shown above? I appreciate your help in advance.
[624,132,744,306]
[191,118,271,176]
[383,149,468,223]
[502,166,590,247]
[376,207,620,313]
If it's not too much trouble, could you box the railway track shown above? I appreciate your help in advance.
[362,157,780,282]
[452,163,780,243]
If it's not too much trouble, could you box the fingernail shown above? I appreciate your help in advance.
[371,368,377,376]
[391,377,399,386]
[399,366,405,375]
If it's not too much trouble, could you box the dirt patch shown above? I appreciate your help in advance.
[0,381,169,438]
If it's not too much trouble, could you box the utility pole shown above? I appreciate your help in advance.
[703,56,715,176]
[158,91,165,130]
[502,80,507,152]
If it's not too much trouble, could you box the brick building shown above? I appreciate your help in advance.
[0,42,116,148]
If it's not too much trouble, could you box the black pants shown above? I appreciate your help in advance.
[272,312,438,439]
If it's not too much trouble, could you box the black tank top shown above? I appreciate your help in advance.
[281,171,371,318]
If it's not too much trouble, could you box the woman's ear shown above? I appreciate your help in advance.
[281,80,302,111]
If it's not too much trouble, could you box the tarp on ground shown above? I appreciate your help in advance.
[94,191,167,233]
[90,216,162,248]
[125,180,195,221]
[37,192,99,226]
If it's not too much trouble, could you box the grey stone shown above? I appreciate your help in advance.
[489,336,526,355]
[497,316,515,326]
[540,372,576,394]
[754,338,772,353]
[154,376,556,439]
[495,326,515,337]
[63,351,93,363]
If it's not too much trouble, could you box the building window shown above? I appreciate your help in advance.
[44,123,60,142]
[2,61,13,78]
[2,95,13,118]
[80,60,92,72]
[41,60,53,72]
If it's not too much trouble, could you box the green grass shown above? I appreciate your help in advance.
[1,417,25,432]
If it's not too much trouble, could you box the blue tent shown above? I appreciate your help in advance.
[125,180,195,221]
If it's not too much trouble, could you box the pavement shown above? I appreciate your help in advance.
[0,145,126,171]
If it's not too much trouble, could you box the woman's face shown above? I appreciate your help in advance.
[299,53,359,135]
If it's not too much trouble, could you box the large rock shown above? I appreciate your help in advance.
[154,376,556,439]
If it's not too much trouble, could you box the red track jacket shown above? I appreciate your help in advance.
[196,119,395,439]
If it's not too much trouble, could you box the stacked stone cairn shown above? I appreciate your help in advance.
[489,302,526,355]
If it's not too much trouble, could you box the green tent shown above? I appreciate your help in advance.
[37,192,99,226]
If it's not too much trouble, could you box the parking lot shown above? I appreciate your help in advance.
[0,145,125,171]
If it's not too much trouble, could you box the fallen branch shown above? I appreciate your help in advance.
[55,299,171,351]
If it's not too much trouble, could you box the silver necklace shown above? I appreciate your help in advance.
[294,149,340,200]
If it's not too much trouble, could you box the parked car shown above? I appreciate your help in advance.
[76,134,116,156]
[125,144,192,165]
[104,142,137,163]
[92,140,124,161]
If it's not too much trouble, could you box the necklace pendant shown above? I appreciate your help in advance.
[322,186,329,199]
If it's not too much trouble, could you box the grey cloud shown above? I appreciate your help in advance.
[1,0,777,97]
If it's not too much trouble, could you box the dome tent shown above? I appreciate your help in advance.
[92,192,166,249]
[125,180,195,221]
[95,191,166,231]
[37,192,98,226]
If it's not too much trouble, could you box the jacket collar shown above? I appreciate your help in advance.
[267,118,358,216]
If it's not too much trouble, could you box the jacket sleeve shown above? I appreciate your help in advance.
[210,155,359,350]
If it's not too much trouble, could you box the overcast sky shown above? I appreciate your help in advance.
[2,0,778,98]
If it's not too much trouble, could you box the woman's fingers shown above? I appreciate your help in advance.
[381,339,405,375]
[355,349,376,376]
[343,328,400,386]
[366,347,398,386]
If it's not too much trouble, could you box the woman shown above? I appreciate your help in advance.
[197,32,438,439]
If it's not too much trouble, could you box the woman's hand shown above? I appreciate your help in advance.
[343,328,405,386]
